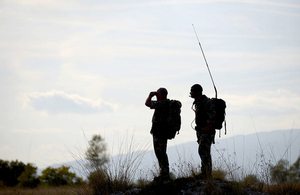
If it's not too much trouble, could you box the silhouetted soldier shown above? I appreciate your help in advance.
[190,84,216,179]
[145,87,170,181]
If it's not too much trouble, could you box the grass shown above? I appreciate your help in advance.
[83,133,150,195]
[2,131,299,194]
[0,186,90,195]
[2,157,299,195]
[268,182,300,194]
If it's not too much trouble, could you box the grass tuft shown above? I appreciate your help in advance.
[268,182,300,195]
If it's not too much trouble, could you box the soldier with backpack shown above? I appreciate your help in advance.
[190,84,216,180]
[145,87,171,181]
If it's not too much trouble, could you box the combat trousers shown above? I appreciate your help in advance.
[153,135,169,177]
[197,132,215,178]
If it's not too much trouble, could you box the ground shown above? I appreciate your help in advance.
[112,177,267,195]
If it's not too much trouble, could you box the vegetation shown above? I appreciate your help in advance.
[17,163,40,188]
[0,160,82,188]
[40,166,83,186]
[1,133,300,194]
[86,133,148,195]
[0,160,29,187]
[270,157,300,183]
[85,135,109,169]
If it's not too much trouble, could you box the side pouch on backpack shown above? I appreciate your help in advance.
[211,98,226,132]
[166,100,182,139]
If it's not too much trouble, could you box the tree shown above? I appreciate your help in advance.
[243,174,264,191]
[289,156,300,182]
[85,135,109,169]
[40,165,81,186]
[17,163,40,188]
[270,159,289,183]
[0,160,26,186]
[0,160,10,187]
[270,157,300,183]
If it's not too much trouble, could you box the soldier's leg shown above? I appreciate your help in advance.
[153,135,169,177]
[198,134,213,178]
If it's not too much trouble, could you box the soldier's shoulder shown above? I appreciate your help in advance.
[202,95,214,106]
[151,99,170,108]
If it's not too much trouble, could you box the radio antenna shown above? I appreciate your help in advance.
[192,24,217,98]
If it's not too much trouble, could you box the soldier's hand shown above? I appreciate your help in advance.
[203,123,212,133]
[149,92,157,97]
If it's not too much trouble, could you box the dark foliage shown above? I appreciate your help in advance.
[18,163,40,188]
[0,159,26,187]
[39,165,81,186]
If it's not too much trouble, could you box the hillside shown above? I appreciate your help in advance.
[136,129,300,181]
[42,129,300,182]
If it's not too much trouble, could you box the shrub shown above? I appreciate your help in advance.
[86,133,148,195]
[212,169,227,180]
[0,159,26,187]
[268,182,300,194]
[39,165,81,186]
[242,174,264,192]
[18,163,40,188]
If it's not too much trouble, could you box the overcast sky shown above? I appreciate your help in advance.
[1,0,299,169]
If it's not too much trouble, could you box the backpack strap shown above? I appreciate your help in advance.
[224,119,227,135]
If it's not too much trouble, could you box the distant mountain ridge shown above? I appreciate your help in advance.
[41,129,300,181]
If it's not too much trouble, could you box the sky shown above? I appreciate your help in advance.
[0,0,300,169]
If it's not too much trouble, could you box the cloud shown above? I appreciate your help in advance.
[0,145,15,159]
[226,89,300,116]
[13,128,62,133]
[27,90,115,115]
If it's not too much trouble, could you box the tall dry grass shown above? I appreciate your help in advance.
[4,130,298,194]
[85,133,150,195]
[0,186,87,195]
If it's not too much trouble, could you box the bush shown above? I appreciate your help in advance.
[270,157,300,183]
[212,169,227,180]
[268,182,300,194]
[86,133,148,195]
[39,165,81,186]
[18,163,40,188]
[0,159,26,187]
[242,174,264,192]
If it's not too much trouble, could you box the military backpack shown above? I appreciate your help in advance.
[165,100,182,140]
